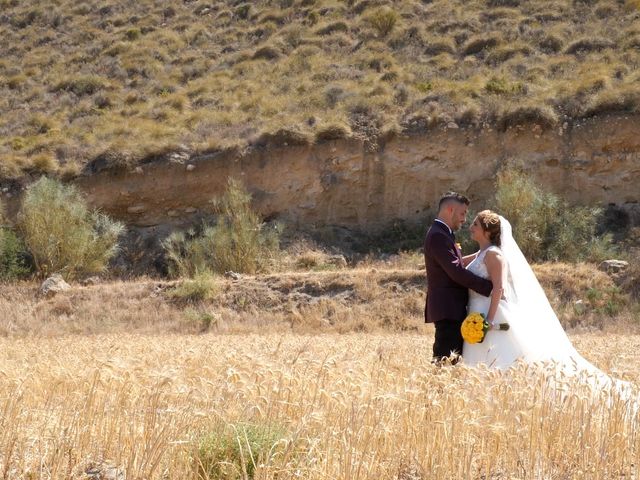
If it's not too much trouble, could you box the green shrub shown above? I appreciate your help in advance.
[543,206,614,263]
[586,286,626,316]
[0,229,29,280]
[167,271,218,304]
[183,308,217,332]
[163,229,209,278]
[234,4,251,19]
[0,207,31,281]
[484,76,525,95]
[163,179,281,277]
[195,422,288,479]
[19,177,124,279]
[52,76,107,96]
[493,168,616,262]
[125,28,141,41]
[493,168,552,260]
[366,8,398,37]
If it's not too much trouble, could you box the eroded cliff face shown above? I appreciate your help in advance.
[73,114,640,232]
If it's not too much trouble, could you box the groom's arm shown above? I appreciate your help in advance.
[429,233,493,296]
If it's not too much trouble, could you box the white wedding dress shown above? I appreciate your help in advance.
[462,217,617,379]
[463,246,525,368]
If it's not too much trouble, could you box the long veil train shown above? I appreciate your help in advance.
[498,217,590,366]
[498,216,632,393]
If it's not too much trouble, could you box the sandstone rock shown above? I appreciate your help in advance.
[169,152,190,164]
[127,205,146,214]
[598,259,629,273]
[39,274,70,298]
[225,271,242,280]
[69,115,640,250]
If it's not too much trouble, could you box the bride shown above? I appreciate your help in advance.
[461,210,613,376]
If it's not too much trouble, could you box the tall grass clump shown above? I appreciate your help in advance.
[19,177,124,279]
[366,7,399,37]
[167,270,218,304]
[493,168,615,262]
[164,179,281,277]
[195,422,289,480]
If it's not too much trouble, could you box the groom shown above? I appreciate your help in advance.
[424,192,493,363]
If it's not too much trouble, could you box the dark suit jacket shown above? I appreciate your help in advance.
[424,220,493,323]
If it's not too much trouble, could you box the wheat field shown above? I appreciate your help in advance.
[1,332,639,479]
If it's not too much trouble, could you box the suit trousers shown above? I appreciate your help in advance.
[432,319,464,362]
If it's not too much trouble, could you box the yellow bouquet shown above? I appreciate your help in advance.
[461,312,510,343]
[461,312,489,344]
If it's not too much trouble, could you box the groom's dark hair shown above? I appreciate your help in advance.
[438,192,469,211]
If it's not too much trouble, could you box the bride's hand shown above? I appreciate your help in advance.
[488,321,510,331]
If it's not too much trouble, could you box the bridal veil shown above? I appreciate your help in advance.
[499,216,601,372]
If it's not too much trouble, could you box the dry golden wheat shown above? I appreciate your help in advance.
[0,333,639,479]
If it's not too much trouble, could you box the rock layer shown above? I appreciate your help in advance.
[72,114,640,230]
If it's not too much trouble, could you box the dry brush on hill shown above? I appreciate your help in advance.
[1,0,639,176]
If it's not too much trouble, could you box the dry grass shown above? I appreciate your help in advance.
[1,261,639,477]
[1,333,640,479]
[1,0,640,175]
[0,262,635,337]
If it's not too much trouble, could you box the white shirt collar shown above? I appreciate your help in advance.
[434,219,452,235]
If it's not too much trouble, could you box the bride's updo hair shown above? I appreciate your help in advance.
[477,210,501,246]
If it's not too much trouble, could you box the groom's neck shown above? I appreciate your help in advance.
[436,216,453,232]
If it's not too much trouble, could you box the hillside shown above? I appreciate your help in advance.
[1,0,639,177]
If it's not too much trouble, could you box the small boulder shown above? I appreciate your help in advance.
[81,276,101,286]
[224,271,242,280]
[327,254,348,268]
[598,259,629,274]
[127,204,146,214]
[39,274,71,298]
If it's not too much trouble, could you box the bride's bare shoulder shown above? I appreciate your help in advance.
[484,247,504,263]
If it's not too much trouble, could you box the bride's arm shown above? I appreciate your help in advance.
[484,251,505,326]
[462,251,479,267]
